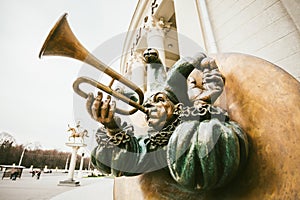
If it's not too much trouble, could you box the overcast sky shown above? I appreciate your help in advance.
[0,0,138,152]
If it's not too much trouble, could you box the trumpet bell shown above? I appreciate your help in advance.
[39,13,87,60]
[39,13,147,115]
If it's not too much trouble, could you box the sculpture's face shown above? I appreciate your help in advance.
[144,92,177,131]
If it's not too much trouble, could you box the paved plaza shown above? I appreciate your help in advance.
[0,169,114,200]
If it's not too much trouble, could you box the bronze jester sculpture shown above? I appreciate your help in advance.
[88,52,249,196]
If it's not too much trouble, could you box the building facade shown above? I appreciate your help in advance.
[120,0,300,87]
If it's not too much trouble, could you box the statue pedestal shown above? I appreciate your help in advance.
[58,179,80,187]
[58,142,87,187]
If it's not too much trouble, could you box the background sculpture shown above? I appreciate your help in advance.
[67,123,89,143]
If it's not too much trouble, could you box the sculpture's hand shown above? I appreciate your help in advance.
[86,92,122,135]
[200,57,218,70]
[187,56,224,106]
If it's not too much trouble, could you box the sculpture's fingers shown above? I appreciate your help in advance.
[107,100,116,120]
[92,92,103,120]
[86,93,95,117]
[200,57,211,70]
[209,58,218,69]
[101,95,111,119]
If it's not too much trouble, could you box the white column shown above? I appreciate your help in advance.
[67,146,79,181]
[145,16,170,67]
[196,0,218,53]
[129,53,146,92]
[173,0,206,57]
[77,153,85,178]
[146,62,167,95]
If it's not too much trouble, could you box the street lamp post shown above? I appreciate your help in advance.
[18,148,26,166]
[18,143,32,166]
[64,154,70,173]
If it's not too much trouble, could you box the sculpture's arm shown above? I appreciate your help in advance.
[91,125,143,176]
[86,91,142,176]
[90,126,170,176]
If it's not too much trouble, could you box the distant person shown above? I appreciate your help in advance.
[10,169,18,181]
[36,170,41,180]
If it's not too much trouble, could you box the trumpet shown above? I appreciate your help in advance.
[39,13,147,115]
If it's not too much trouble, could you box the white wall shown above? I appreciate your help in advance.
[206,0,300,80]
